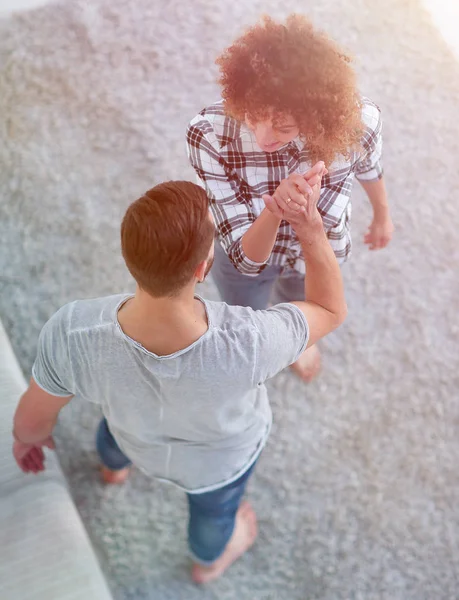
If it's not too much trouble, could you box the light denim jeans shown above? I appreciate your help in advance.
[211,241,306,309]
[96,418,257,565]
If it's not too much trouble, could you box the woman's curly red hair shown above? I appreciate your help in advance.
[217,15,364,166]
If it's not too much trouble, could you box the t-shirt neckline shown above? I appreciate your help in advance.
[114,293,212,360]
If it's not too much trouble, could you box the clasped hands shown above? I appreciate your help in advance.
[262,161,327,224]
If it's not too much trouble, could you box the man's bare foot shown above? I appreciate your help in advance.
[191,501,258,584]
[290,344,321,382]
[101,465,131,484]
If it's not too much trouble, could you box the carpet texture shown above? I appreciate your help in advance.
[1,1,459,598]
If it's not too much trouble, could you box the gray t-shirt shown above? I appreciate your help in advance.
[32,294,308,493]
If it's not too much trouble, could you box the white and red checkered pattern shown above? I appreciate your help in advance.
[187,97,383,276]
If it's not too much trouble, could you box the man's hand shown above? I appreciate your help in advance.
[264,162,327,222]
[364,214,394,250]
[263,161,326,219]
[13,436,55,474]
[12,377,68,475]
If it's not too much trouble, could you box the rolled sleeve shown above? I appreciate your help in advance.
[326,203,352,263]
[227,238,267,277]
[355,98,384,183]
[186,119,269,276]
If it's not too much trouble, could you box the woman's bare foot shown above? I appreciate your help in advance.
[290,344,321,382]
[101,466,131,484]
[191,501,258,584]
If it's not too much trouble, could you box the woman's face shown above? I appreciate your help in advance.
[245,112,299,152]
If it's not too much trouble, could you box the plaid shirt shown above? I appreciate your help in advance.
[186,97,383,276]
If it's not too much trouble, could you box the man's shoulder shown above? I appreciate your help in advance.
[204,298,257,326]
[51,294,130,335]
[203,300,264,347]
[205,299,307,336]
[188,101,242,149]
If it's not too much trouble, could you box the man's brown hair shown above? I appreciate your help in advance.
[121,181,214,297]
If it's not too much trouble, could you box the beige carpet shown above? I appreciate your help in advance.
[1,0,459,598]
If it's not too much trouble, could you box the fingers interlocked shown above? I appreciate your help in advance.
[263,161,327,220]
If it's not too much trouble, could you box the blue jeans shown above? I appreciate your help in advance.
[211,241,305,309]
[96,418,256,565]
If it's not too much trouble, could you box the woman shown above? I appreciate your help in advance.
[186,14,393,381]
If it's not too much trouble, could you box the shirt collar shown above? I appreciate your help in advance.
[291,136,305,151]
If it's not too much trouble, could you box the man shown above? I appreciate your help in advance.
[187,14,394,382]
[12,175,346,583]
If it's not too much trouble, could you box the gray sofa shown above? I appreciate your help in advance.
[0,319,114,600]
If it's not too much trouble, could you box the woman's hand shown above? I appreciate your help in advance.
[263,161,327,221]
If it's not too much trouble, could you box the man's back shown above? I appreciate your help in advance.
[33,294,308,492]
[13,176,346,583]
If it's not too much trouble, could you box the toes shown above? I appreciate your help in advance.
[192,562,223,585]
[101,466,130,484]
[191,565,210,584]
